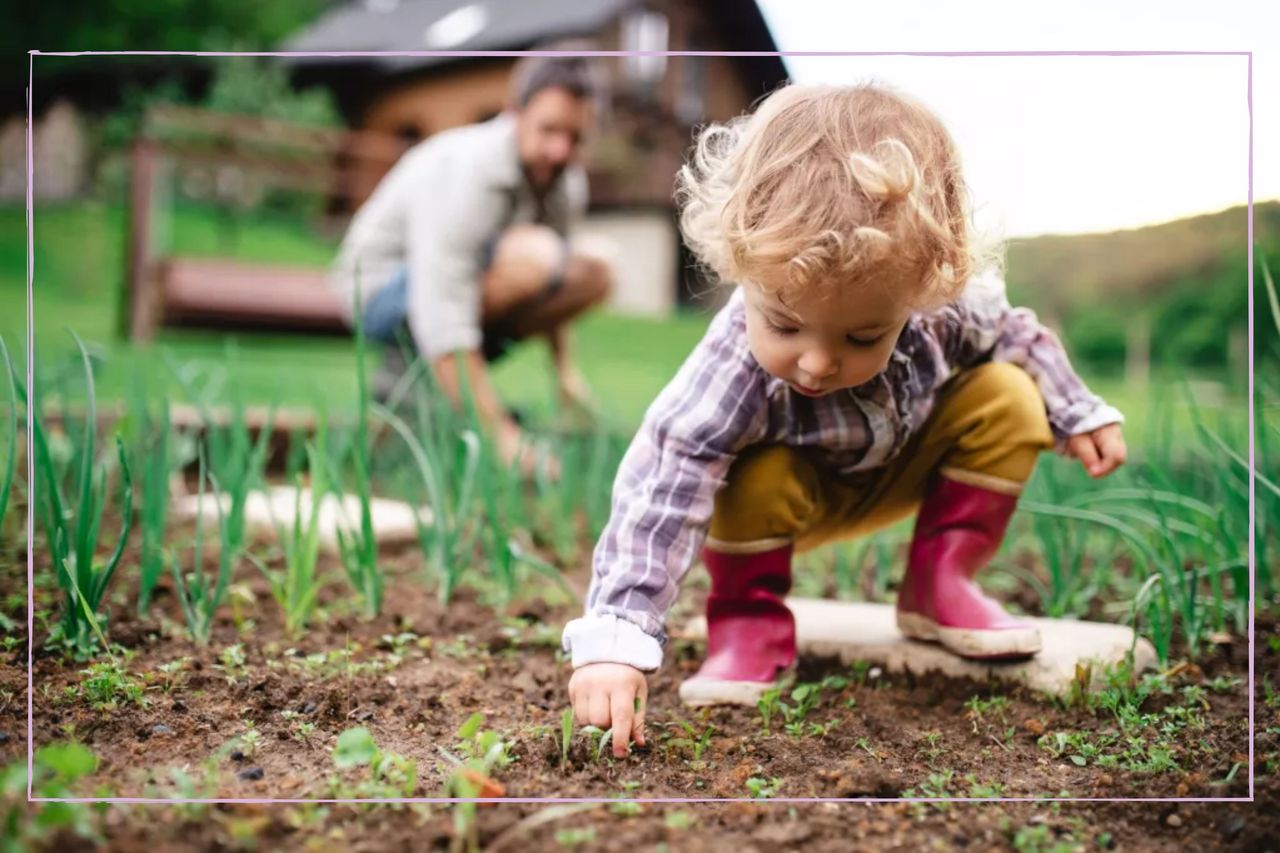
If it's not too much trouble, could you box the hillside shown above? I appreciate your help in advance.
[1004,200,1279,317]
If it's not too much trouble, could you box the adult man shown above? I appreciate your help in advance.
[330,54,613,474]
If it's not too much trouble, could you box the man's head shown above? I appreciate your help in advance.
[509,54,599,191]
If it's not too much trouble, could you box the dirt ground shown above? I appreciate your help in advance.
[2,526,1276,851]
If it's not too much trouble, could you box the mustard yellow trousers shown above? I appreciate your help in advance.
[707,362,1055,554]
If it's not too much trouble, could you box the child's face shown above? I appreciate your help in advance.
[743,278,912,397]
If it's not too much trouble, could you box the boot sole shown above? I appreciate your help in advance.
[678,672,791,707]
[896,611,1042,659]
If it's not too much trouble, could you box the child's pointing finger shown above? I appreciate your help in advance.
[610,689,637,757]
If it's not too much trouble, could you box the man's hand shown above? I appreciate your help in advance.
[557,365,596,420]
[495,419,561,481]
[1065,423,1127,479]
[568,662,648,758]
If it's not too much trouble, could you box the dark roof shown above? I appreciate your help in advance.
[282,0,638,72]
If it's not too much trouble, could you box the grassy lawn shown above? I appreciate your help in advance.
[1,201,1248,438]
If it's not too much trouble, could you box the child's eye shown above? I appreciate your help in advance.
[764,318,798,336]
[846,333,884,347]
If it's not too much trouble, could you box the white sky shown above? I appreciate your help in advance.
[756,0,1275,237]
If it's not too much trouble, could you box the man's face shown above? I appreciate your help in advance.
[514,87,593,191]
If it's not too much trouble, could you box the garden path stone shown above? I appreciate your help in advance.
[171,487,432,552]
[676,597,1157,696]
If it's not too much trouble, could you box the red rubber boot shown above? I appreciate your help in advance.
[896,476,1042,659]
[679,542,797,706]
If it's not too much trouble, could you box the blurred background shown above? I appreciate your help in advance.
[5,0,1277,430]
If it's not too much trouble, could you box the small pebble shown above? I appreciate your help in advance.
[299,701,317,714]
[171,700,188,713]
[0,732,10,744]
[230,750,247,763]
[237,766,264,781]
[151,724,174,736]
[1166,814,1183,828]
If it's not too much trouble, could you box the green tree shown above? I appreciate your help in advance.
[13,0,331,98]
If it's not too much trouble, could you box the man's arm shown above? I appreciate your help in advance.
[431,349,529,471]
[401,145,542,468]
[546,165,597,412]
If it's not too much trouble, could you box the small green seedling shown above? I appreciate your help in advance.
[2,742,103,847]
[560,707,575,767]
[236,721,263,759]
[216,643,248,683]
[331,727,419,799]
[169,444,235,645]
[756,685,783,734]
[608,781,644,816]
[254,441,328,636]
[79,660,146,711]
[453,712,514,774]
[745,775,781,799]
[669,720,716,763]
[579,725,614,763]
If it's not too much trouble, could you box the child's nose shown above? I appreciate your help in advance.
[798,349,839,379]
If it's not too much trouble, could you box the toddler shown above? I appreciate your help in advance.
[562,83,1127,758]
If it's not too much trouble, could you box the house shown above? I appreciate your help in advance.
[282,0,788,315]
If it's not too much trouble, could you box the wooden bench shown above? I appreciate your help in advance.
[154,257,347,335]
[125,106,407,342]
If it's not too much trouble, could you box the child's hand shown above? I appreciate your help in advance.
[1065,423,1127,479]
[568,662,648,758]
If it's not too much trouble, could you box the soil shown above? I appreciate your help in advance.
[1,516,1276,852]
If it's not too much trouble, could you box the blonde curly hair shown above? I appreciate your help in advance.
[677,83,994,309]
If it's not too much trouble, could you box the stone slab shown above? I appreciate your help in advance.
[677,597,1156,696]
[171,487,431,553]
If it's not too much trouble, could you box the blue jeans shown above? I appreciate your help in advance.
[361,266,518,362]
[362,268,411,346]
[361,234,568,362]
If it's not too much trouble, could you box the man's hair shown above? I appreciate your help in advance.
[509,45,601,108]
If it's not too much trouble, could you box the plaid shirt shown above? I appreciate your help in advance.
[562,270,1122,671]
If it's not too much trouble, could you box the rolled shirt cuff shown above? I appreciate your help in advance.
[1068,403,1125,435]
[1054,402,1125,452]
[562,613,664,672]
